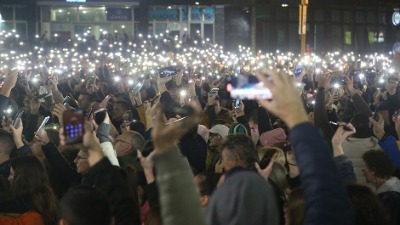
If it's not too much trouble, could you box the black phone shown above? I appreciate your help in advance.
[330,121,353,131]
[159,66,178,78]
[63,109,85,145]
[44,94,55,108]
[62,96,71,106]
[330,76,345,86]
[162,103,195,117]
[94,108,107,125]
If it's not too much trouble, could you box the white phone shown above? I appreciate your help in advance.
[37,116,50,134]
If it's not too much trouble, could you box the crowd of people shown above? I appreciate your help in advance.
[0,28,399,225]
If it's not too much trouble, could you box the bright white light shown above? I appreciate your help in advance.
[333,83,340,89]
[282,4,288,7]
[379,78,385,84]
[180,90,187,97]
[114,76,121,82]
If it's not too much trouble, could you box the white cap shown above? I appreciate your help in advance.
[209,125,229,138]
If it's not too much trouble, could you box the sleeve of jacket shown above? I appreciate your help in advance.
[352,93,373,117]
[100,142,119,166]
[334,155,357,184]
[314,90,335,143]
[52,89,64,104]
[258,107,273,134]
[290,123,354,225]
[42,142,80,185]
[0,94,9,119]
[144,181,160,208]
[379,135,400,169]
[206,105,217,128]
[86,158,140,225]
[12,145,32,158]
[153,147,206,225]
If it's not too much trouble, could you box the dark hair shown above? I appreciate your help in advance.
[346,184,388,225]
[115,100,131,111]
[221,134,258,169]
[350,114,372,138]
[9,156,58,225]
[362,150,395,179]
[44,127,60,147]
[129,121,146,136]
[248,110,258,124]
[59,185,112,225]
[196,173,222,196]
[0,129,15,156]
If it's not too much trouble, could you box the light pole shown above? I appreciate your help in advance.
[299,0,308,56]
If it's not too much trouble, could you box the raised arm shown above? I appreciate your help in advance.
[257,69,354,225]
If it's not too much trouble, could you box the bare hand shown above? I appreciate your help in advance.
[331,122,356,147]
[369,113,385,140]
[255,161,274,182]
[256,70,308,129]
[1,71,18,97]
[151,106,199,152]
[318,72,333,89]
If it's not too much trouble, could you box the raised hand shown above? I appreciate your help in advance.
[1,70,18,97]
[256,70,308,129]
[151,106,199,152]
[369,113,385,140]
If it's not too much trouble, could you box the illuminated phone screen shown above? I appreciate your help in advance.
[63,110,85,144]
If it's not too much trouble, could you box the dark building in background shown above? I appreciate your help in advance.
[256,0,400,53]
[0,0,253,52]
[0,0,398,53]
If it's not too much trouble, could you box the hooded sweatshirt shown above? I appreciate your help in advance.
[376,177,400,225]
[206,170,279,225]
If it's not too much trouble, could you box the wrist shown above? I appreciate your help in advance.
[285,111,309,129]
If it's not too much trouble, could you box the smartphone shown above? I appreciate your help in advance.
[13,109,24,128]
[37,116,50,135]
[294,64,303,78]
[94,108,107,125]
[209,88,219,97]
[234,99,240,109]
[159,66,178,78]
[44,94,55,108]
[130,82,144,95]
[86,107,94,120]
[227,74,272,100]
[63,109,85,145]
[329,121,353,131]
[162,103,195,117]
[330,76,345,86]
[62,96,71,106]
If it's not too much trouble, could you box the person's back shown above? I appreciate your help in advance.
[206,170,279,225]
[59,185,113,225]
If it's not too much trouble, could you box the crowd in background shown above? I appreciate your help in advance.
[0,29,399,225]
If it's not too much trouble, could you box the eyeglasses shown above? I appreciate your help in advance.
[75,155,88,160]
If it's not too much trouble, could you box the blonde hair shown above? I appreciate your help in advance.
[257,146,285,166]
